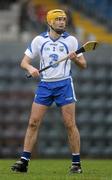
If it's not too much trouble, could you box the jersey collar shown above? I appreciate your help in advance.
[40,31,69,39]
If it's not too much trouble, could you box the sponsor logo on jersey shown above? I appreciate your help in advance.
[49,54,59,68]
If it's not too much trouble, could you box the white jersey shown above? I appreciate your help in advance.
[25,31,82,82]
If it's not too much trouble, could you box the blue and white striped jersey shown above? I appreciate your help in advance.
[25,31,81,81]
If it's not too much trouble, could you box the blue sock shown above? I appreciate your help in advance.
[21,151,31,161]
[72,153,80,165]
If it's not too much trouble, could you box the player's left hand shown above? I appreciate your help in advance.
[68,51,77,61]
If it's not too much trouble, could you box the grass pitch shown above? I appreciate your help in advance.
[0,159,112,180]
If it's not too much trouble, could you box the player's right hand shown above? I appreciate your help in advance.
[28,66,40,78]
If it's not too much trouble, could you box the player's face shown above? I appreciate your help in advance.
[52,17,66,30]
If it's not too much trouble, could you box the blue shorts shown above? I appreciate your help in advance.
[34,78,77,107]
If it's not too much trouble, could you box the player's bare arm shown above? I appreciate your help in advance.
[21,55,40,77]
[68,52,87,69]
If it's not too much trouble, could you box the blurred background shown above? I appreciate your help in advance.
[0,0,112,159]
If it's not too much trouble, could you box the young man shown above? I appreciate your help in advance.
[11,9,87,174]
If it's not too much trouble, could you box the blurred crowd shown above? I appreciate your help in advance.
[19,0,47,34]
[0,0,18,9]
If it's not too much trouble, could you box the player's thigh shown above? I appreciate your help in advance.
[61,103,76,123]
[29,102,48,123]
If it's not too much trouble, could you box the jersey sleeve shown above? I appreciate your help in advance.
[25,36,40,59]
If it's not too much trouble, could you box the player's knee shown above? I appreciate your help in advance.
[28,118,40,130]
[64,120,76,130]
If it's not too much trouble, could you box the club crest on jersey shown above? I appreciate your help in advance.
[59,46,64,52]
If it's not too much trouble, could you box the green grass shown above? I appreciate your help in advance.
[0,159,112,180]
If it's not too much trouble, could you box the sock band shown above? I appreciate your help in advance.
[72,153,80,165]
[21,151,31,161]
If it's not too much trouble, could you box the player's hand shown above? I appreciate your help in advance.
[28,66,40,78]
[68,51,77,61]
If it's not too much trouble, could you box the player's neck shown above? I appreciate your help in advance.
[49,30,61,40]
